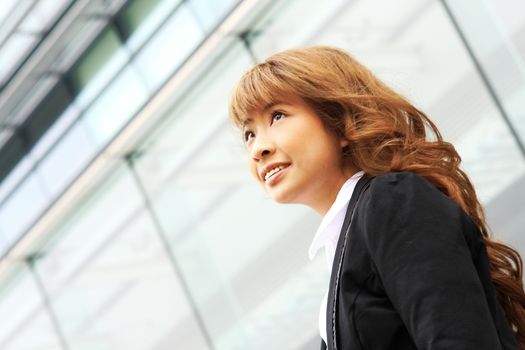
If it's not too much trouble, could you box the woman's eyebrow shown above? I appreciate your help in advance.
[241,101,288,128]
[241,118,252,129]
[262,100,285,113]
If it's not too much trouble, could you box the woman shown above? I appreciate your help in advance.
[228,46,525,349]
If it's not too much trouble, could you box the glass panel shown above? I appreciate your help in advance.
[70,27,129,109]
[4,74,60,127]
[0,1,32,45]
[32,163,209,349]
[443,0,525,251]
[0,128,12,148]
[120,0,181,51]
[0,264,62,350]
[82,64,149,147]
[2,312,63,350]
[46,14,108,73]
[0,172,50,247]
[30,103,81,161]
[18,0,72,33]
[133,3,204,90]
[120,0,164,35]
[0,155,33,204]
[0,0,20,25]
[35,118,97,199]
[0,226,7,257]
[444,0,525,141]
[0,33,38,84]
[187,0,238,32]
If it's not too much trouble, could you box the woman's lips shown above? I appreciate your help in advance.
[265,165,290,186]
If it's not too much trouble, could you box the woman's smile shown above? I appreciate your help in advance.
[244,96,357,215]
[264,164,290,186]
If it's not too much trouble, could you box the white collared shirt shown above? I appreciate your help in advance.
[308,171,365,343]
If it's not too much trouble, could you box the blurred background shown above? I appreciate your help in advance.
[0,0,524,349]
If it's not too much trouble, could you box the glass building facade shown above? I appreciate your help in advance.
[0,0,523,349]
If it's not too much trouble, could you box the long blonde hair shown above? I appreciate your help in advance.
[229,46,525,346]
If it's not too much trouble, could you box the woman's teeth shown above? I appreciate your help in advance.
[265,166,286,180]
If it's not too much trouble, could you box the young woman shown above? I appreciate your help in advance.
[228,46,525,349]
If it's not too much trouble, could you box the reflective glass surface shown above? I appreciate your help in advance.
[0,172,50,247]
[0,263,62,350]
[31,163,210,349]
[133,3,204,90]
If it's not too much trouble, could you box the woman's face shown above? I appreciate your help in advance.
[242,95,357,215]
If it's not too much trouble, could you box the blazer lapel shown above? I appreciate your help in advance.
[326,175,371,350]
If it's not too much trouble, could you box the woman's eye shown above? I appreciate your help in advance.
[271,112,285,123]
[244,130,254,142]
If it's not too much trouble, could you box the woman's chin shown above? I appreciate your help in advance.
[267,187,303,206]
[266,188,292,204]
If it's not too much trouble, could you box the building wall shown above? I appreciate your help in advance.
[0,0,523,349]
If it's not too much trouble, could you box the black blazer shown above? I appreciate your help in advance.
[320,172,519,350]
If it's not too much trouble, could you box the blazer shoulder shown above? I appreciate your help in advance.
[368,171,438,192]
[358,171,484,258]
[362,171,449,209]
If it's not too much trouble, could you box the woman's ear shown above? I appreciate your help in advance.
[340,138,350,148]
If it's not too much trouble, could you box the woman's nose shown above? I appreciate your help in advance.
[251,138,275,161]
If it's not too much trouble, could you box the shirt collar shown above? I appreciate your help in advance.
[308,171,365,260]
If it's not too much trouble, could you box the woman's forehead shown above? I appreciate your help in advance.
[253,95,303,112]
[245,99,293,119]
[238,99,281,123]
[239,97,310,128]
